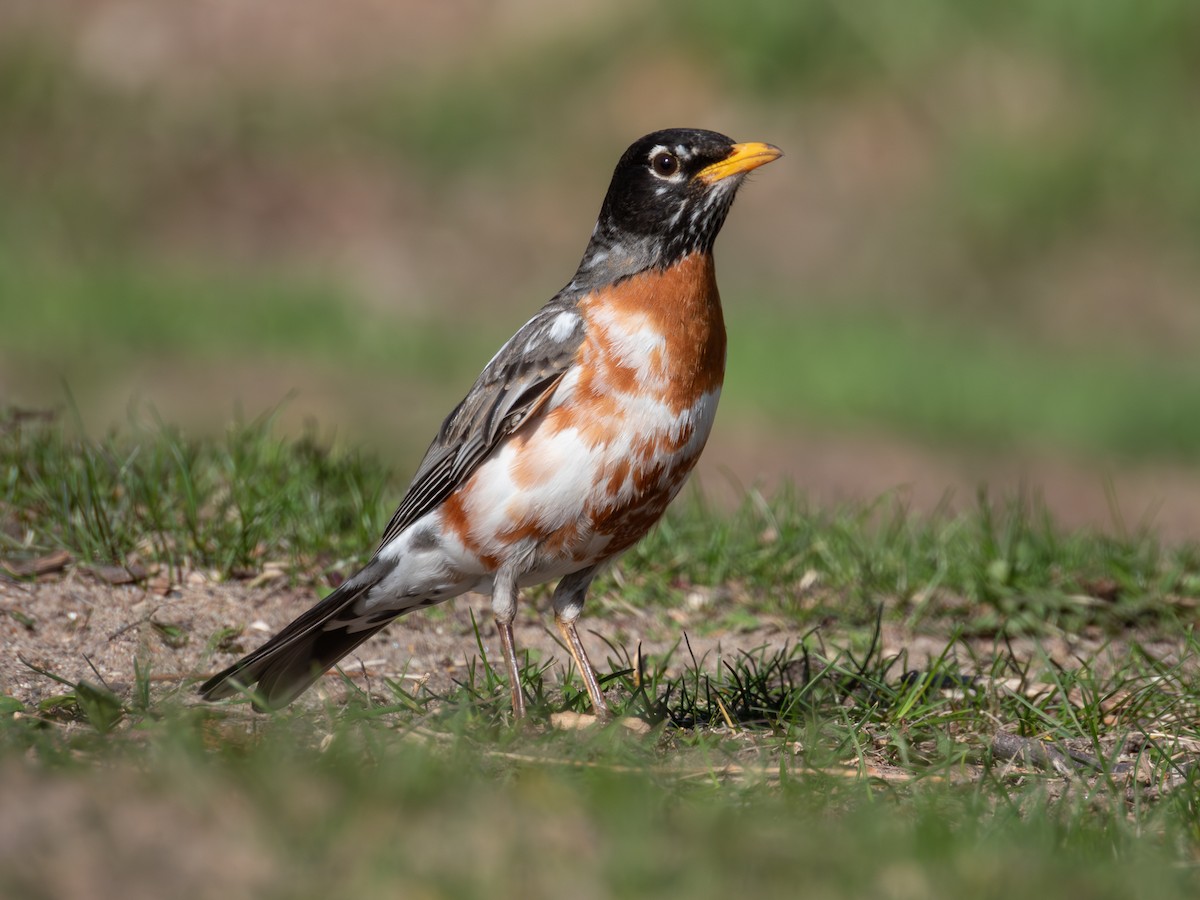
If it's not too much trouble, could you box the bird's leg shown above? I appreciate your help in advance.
[552,567,610,718]
[496,617,525,720]
[555,616,610,718]
[492,570,525,719]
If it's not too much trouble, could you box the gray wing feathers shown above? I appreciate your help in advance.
[199,296,586,707]
[376,299,584,550]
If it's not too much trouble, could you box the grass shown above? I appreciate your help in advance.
[0,404,388,582]
[728,307,1200,460]
[5,407,1199,632]
[5,613,1200,898]
[3,411,1200,897]
[11,262,1200,461]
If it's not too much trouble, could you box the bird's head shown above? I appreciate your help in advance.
[574,128,782,285]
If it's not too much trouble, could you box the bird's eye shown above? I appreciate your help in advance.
[651,151,680,178]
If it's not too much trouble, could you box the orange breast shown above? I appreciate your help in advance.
[442,252,727,573]
[569,252,726,552]
[577,251,726,411]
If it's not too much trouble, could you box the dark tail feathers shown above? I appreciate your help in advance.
[198,559,396,708]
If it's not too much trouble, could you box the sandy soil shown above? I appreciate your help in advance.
[2,558,1184,713]
[3,566,802,710]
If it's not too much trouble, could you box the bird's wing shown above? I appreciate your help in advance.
[376,298,585,550]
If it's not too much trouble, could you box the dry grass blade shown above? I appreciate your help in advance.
[1,550,72,578]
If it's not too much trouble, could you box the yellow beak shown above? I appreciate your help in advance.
[697,141,783,184]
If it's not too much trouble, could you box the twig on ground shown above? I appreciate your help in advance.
[991,732,1110,777]
[990,732,1200,801]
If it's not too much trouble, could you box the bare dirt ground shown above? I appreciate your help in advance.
[2,567,811,710]
[1,557,1182,714]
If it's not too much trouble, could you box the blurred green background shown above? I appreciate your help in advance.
[3,0,1200,534]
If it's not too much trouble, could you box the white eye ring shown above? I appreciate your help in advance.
[648,147,682,180]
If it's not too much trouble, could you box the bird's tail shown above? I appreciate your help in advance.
[197,558,399,708]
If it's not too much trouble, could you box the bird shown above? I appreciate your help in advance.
[199,128,781,718]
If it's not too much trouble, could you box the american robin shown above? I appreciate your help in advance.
[199,128,781,718]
